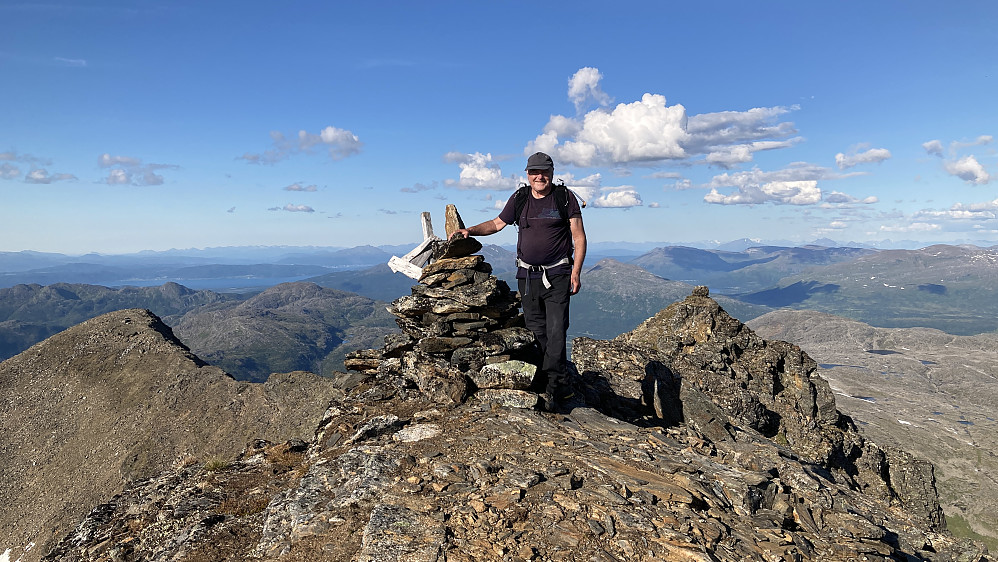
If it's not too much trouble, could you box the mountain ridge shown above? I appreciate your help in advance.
[0,308,342,562]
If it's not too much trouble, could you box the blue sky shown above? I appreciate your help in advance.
[2,1,996,254]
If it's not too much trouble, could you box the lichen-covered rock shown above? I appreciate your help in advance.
[470,359,536,390]
[401,352,468,404]
[474,388,539,409]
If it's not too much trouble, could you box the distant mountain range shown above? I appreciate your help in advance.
[630,245,877,293]
[0,282,236,359]
[0,281,397,381]
[3,242,998,383]
[739,244,998,335]
[173,282,397,382]
[569,259,772,340]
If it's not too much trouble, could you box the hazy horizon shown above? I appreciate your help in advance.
[4,237,998,260]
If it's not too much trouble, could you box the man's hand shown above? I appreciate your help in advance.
[570,273,582,295]
[452,217,507,241]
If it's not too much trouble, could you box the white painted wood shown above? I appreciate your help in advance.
[410,246,435,267]
[388,255,423,279]
[401,236,437,261]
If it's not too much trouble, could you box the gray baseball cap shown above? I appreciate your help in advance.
[524,152,554,171]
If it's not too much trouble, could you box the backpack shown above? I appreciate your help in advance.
[512,181,571,228]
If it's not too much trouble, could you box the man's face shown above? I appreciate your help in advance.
[527,167,553,192]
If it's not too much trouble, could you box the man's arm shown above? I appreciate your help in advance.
[450,217,507,240]
[569,216,587,295]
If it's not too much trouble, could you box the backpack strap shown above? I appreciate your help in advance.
[554,183,569,222]
[512,184,529,227]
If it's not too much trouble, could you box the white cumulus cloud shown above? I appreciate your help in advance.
[567,67,612,113]
[1,163,20,179]
[240,125,362,164]
[944,155,991,185]
[99,154,177,186]
[106,168,130,185]
[823,191,879,204]
[555,171,602,187]
[25,168,77,184]
[647,171,683,179]
[529,93,690,167]
[527,69,801,169]
[922,140,944,157]
[952,135,993,150]
[835,147,891,170]
[591,186,643,208]
[568,185,598,204]
[705,180,820,206]
[401,181,437,193]
[99,153,141,167]
[917,198,998,221]
[268,204,315,212]
[284,183,318,192]
[879,222,941,233]
[444,152,518,190]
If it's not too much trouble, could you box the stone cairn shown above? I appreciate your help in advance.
[345,206,544,409]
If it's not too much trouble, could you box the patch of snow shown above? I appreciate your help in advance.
[897,419,912,426]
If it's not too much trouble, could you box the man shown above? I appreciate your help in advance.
[450,152,587,411]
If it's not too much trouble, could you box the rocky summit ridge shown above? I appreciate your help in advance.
[9,247,992,561]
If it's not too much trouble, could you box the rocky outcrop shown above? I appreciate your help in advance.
[748,308,998,547]
[0,309,341,562]
[573,286,946,532]
[22,273,993,560]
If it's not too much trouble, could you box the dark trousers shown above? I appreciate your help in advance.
[519,274,571,395]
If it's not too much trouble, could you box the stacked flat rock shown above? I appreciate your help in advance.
[345,239,542,409]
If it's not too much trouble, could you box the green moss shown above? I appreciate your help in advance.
[945,512,998,552]
[203,456,230,472]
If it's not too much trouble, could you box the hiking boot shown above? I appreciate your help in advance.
[555,389,583,413]
[538,392,557,412]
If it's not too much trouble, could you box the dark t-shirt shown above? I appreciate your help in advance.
[498,186,582,279]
